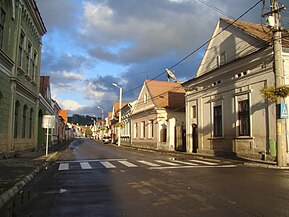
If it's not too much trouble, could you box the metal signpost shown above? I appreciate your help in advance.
[42,115,55,156]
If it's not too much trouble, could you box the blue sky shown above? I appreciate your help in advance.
[35,0,289,117]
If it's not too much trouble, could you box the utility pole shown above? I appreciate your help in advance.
[272,0,287,166]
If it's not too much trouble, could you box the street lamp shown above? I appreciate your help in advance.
[97,106,104,140]
[113,83,122,147]
[91,117,96,139]
[97,106,104,126]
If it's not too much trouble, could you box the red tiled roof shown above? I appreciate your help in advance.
[223,18,289,48]
[145,80,185,109]
[113,102,128,114]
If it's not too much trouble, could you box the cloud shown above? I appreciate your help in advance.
[37,0,287,117]
[63,71,85,81]
[61,100,84,111]
[35,0,81,32]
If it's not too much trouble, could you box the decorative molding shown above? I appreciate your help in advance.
[0,50,14,69]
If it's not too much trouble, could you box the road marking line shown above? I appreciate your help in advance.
[172,160,198,166]
[155,160,180,166]
[100,161,116,168]
[149,165,237,170]
[198,158,221,163]
[137,160,161,167]
[56,159,126,163]
[80,162,92,170]
[189,159,218,165]
[118,161,138,168]
[58,163,69,171]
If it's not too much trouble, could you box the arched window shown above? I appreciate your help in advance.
[22,105,27,138]
[29,108,33,138]
[14,101,20,138]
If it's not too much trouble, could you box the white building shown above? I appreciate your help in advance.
[182,18,289,161]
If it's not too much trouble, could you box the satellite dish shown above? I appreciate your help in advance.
[166,68,177,81]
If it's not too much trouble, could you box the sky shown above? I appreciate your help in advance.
[35,0,289,117]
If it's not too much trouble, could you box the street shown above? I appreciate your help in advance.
[1,139,289,217]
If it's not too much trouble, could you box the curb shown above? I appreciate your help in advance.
[0,151,59,209]
[243,162,289,169]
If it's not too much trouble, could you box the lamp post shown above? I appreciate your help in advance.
[113,83,122,147]
[97,106,104,126]
[97,106,104,140]
[91,117,96,140]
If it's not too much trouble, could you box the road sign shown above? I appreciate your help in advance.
[42,115,55,128]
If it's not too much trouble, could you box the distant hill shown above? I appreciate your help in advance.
[68,114,97,126]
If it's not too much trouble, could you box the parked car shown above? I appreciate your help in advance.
[102,136,111,144]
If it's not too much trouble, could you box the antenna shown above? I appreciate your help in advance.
[166,68,177,81]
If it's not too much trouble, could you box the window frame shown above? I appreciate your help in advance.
[213,105,222,137]
[141,121,145,138]
[18,31,26,68]
[238,99,250,136]
[148,120,154,138]
[22,105,27,138]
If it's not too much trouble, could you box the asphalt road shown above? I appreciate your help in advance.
[1,138,289,217]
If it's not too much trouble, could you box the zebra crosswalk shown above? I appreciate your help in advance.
[56,158,236,171]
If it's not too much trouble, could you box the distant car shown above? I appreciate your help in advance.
[102,136,111,144]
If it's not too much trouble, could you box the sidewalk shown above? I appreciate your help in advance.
[0,143,65,209]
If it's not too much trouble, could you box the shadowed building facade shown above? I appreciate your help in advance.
[0,0,46,156]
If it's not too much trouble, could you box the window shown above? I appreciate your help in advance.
[144,94,147,104]
[192,105,196,119]
[22,105,27,138]
[27,43,32,74]
[134,123,138,138]
[160,124,167,143]
[238,99,250,136]
[217,52,226,67]
[14,101,20,138]
[29,108,33,138]
[141,121,145,138]
[0,7,5,49]
[148,120,154,138]
[18,32,25,67]
[32,51,37,80]
[213,105,222,137]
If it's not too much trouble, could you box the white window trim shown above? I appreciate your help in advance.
[234,92,252,137]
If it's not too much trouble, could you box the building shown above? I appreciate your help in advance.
[182,18,289,161]
[110,102,128,143]
[120,100,137,144]
[0,0,46,156]
[38,76,54,149]
[131,80,185,151]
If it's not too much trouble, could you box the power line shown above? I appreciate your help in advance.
[123,0,263,95]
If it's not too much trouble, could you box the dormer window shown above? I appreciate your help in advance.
[217,52,226,67]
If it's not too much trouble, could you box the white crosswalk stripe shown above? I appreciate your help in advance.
[58,163,69,171]
[118,160,138,167]
[80,162,92,170]
[171,160,198,166]
[189,159,218,165]
[56,158,235,171]
[138,160,161,167]
[155,160,180,166]
[100,161,116,168]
